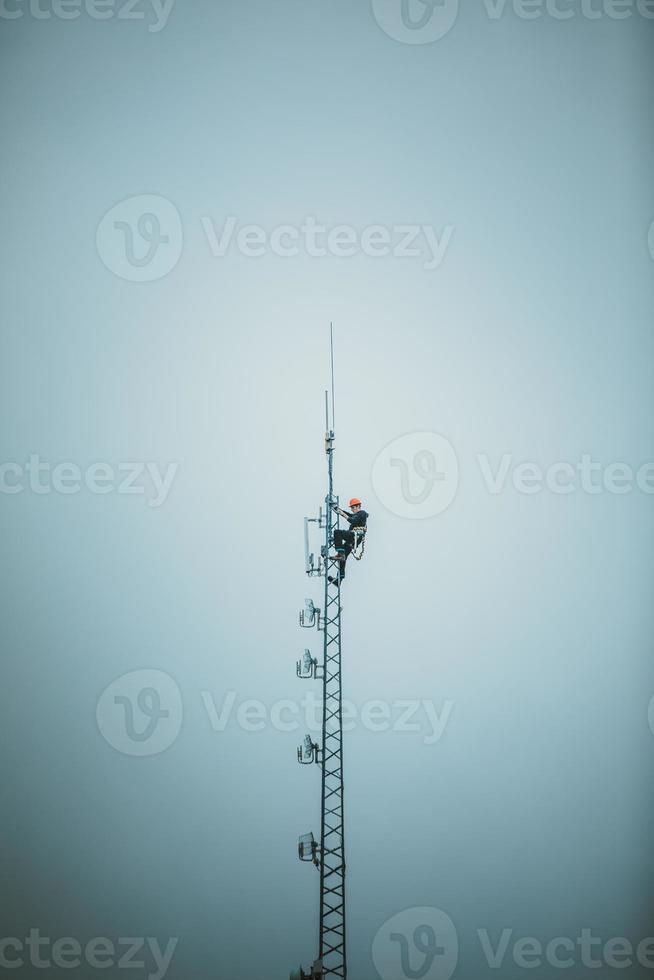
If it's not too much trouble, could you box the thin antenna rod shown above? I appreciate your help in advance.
[330,322,335,432]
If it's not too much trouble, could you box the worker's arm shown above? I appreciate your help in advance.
[331,504,351,519]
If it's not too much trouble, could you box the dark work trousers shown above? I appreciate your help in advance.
[333,529,356,579]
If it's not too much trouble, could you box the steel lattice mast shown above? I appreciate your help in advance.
[319,414,346,978]
[292,328,347,980]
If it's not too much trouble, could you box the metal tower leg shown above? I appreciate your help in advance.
[319,499,346,980]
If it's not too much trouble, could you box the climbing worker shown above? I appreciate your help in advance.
[328,498,368,585]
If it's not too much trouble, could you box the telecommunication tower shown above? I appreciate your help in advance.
[291,328,347,980]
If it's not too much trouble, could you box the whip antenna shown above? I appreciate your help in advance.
[330,322,335,432]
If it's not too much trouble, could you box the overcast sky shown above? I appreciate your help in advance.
[2,2,654,979]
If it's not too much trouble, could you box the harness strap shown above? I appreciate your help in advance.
[351,526,367,561]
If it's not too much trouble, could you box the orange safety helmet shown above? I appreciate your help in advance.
[349,498,362,507]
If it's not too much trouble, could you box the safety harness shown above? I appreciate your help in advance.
[351,526,367,561]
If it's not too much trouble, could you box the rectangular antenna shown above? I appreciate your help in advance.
[330,322,335,432]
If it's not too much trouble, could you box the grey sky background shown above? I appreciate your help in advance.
[2,2,654,979]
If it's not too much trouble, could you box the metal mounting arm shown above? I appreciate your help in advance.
[297,734,321,766]
[296,649,322,680]
[305,509,327,576]
[298,832,320,868]
[299,598,321,630]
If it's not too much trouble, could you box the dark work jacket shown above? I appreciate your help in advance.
[346,510,368,530]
